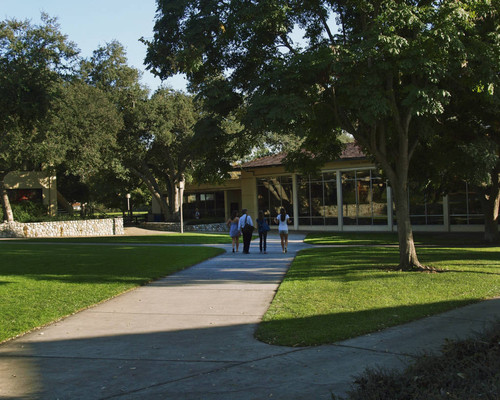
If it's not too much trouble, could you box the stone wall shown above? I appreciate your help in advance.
[0,218,124,238]
[140,222,228,233]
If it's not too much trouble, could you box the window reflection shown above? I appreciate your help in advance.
[257,176,293,222]
[342,170,387,225]
[448,181,483,225]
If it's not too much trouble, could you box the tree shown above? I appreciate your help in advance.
[80,41,165,216]
[146,0,494,269]
[409,2,500,243]
[45,79,125,214]
[48,80,123,180]
[0,14,78,222]
[440,1,500,243]
[82,41,232,221]
[146,88,200,218]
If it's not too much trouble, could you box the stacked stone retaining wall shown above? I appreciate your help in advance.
[140,222,228,233]
[0,218,124,238]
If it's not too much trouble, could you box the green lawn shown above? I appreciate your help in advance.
[304,231,490,246]
[0,243,224,342]
[256,244,500,346]
[20,232,232,244]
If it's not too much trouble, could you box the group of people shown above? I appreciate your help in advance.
[226,208,291,254]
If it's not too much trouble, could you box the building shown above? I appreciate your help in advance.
[3,171,57,216]
[153,143,484,232]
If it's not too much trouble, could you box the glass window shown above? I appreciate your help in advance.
[310,181,324,217]
[323,178,338,225]
[409,189,443,225]
[356,170,372,224]
[256,176,294,224]
[8,189,43,204]
[341,170,387,225]
[449,182,483,225]
[296,173,338,226]
[182,191,225,219]
[342,172,357,225]
[297,175,311,226]
[372,177,388,225]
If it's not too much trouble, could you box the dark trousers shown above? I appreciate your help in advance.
[259,232,267,252]
[242,230,252,253]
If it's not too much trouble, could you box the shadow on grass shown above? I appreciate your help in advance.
[0,244,224,284]
[255,299,483,347]
[305,232,496,247]
[19,234,231,245]
[284,247,500,282]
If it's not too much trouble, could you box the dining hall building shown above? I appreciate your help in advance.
[154,143,484,232]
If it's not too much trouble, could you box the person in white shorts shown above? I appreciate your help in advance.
[275,207,291,253]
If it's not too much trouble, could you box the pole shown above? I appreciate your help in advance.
[178,180,185,234]
[126,193,131,219]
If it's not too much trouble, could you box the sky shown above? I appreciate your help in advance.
[1,0,188,92]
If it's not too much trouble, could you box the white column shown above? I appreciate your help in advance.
[337,171,344,231]
[178,179,185,234]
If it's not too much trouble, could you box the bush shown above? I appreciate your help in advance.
[0,201,115,223]
[344,321,500,400]
[0,202,48,223]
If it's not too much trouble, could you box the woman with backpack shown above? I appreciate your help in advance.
[256,210,270,254]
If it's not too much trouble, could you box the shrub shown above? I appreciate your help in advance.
[0,202,48,223]
[344,321,500,400]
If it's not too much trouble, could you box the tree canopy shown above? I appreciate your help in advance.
[146,0,499,268]
[0,14,78,221]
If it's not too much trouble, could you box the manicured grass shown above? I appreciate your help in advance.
[304,231,490,246]
[0,243,224,342]
[20,233,232,244]
[255,245,500,346]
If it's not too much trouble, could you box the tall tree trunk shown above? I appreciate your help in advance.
[479,167,500,243]
[0,173,14,223]
[129,166,171,221]
[391,183,423,270]
[166,177,176,219]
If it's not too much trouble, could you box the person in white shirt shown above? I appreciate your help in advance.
[275,207,291,253]
[238,209,254,254]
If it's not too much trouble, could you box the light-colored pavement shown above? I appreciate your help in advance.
[1,231,499,399]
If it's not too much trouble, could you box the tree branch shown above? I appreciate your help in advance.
[320,15,335,44]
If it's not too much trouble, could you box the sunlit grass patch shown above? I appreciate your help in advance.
[19,232,231,244]
[256,246,500,346]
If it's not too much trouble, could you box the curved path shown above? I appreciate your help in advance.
[1,231,499,399]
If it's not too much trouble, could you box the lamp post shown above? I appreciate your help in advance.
[178,180,185,234]
[126,193,131,218]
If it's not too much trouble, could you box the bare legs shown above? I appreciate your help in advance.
[280,232,288,253]
[232,236,240,252]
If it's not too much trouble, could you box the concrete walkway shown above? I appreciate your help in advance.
[1,232,499,399]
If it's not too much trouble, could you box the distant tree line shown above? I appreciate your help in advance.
[0,14,243,223]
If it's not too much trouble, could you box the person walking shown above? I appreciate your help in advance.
[238,208,254,254]
[226,210,240,253]
[275,207,291,253]
[256,210,270,254]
